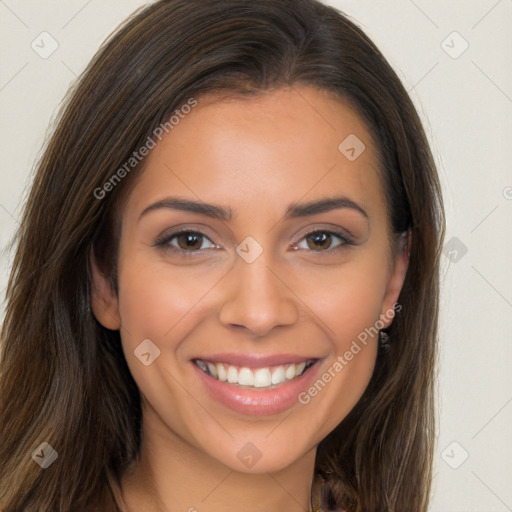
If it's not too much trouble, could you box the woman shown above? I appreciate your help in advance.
[0,0,445,510]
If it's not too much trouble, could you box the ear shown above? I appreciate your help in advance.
[90,247,121,330]
[379,230,411,328]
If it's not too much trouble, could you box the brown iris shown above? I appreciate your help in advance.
[177,232,204,250]
[306,232,333,251]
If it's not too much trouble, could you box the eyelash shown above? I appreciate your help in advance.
[154,228,355,256]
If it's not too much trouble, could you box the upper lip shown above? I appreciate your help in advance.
[192,353,319,367]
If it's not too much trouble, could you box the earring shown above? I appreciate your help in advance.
[378,329,390,352]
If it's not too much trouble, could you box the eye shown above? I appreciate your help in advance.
[155,230,218,254]
[295,230,354,252]
[154,228,355,256]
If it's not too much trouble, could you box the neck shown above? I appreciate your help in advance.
[119,403,319,512]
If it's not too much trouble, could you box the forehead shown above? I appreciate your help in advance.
[125,85,386,222]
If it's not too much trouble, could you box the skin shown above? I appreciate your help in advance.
[92,85,410,512]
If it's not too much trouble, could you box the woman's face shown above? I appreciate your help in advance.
[92,85,409,473]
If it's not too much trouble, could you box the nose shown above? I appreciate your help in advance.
[218,251,299,337]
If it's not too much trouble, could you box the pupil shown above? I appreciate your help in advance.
[309,232,330,250]
[179,233,201,249]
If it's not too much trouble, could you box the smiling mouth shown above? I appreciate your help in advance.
[193,358,317,390]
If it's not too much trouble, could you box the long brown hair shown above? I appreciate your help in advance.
[0,1,445,510]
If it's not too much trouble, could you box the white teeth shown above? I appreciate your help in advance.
[238,367,254,386]
[253,368,272,387]
[207,362,217,378]
[227,365,238,383]
[271,365,286,385]
[285,363,296,380]
[196,359,313,388]
[216,363,227,381]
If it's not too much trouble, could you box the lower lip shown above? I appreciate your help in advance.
[192,360,321,416]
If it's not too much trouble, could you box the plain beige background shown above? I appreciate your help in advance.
[1,1,511,510]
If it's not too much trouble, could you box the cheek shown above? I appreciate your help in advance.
[116,254,223,343]
[292,254,389,343]
[287,255,387,431]
[114,254,232,405]
[113,257,220,437]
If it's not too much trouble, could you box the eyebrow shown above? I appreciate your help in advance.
[138,195,368,222]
